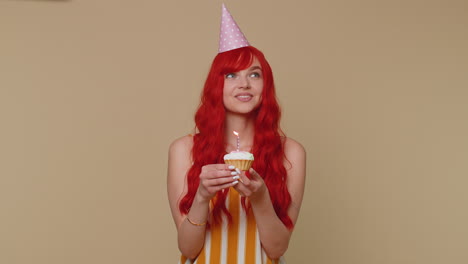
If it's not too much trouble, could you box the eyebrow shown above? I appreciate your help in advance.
[249,66,262,71]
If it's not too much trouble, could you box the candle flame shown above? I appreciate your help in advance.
[233,131,239,136]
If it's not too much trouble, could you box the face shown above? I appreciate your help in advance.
[223,58,264,115]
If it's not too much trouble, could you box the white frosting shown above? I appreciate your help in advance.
[223,151,254,160]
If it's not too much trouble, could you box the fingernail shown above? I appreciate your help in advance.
[232,180,239,185]
[228,165,235,170]
[233,176,240,180]
[231,171,239,176]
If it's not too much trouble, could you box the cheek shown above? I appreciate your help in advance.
[222,83,229,100]
[255,83,263,104]
[256,83,264,98]
[223,82,236,100]
[222,89,232,107]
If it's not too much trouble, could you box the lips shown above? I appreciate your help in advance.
[235,93,253,102]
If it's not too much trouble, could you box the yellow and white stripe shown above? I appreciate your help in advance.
[178,188,286,264]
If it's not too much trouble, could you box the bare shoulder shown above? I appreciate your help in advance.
[167,135,194,227]
[284,137,306,156]
[167,134,193,196]
[169,134,194,156]
[283,137,306,169]
[282,137,306,224]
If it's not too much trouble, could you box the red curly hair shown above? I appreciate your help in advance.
[179,46,293,229]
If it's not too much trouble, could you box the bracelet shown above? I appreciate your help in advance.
[186,216,207,226]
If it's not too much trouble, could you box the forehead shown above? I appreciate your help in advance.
[250,57,261,67]
[220,52,261,74]
[240,57,260,70]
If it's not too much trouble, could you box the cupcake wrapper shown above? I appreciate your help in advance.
[224,159,253,171]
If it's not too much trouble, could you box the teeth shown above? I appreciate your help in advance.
[237,95,252,98]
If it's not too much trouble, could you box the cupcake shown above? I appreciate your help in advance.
[224,151,254,171]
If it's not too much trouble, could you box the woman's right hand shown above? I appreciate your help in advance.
[196,164,240,202]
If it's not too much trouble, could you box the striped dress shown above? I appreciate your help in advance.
[179,187,286,264]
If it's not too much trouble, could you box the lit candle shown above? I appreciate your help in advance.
[233,131,240,151]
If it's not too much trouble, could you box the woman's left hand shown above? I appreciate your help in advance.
[233,168,267,200]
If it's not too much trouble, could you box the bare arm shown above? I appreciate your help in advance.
[167,136,240,259]
[167,136,205,259]
[233,137,306,259]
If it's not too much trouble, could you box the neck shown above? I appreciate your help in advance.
[224,112,255,152]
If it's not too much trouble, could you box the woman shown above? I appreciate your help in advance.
[167,5,305,264]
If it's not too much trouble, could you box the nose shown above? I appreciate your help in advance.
[238,75,250,89]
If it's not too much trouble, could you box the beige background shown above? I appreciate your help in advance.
[1,0,467,263]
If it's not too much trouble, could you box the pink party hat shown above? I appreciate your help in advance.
[218,3,250,53]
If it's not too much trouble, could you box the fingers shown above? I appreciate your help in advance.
[234,168,245,184]
[199,164,240,189]
[197,164,242,200]
[238,171,250,186]
[233,168,265,197]
[202,178,239,197]
[249,168,261,180]
[235,168,260,185]
[201,164,238,179]
[205,175,240,186]
[203,164,235,172]
[199,165,264,197]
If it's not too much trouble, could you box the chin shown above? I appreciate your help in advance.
[229,107,259,115]
[225,101,261,115]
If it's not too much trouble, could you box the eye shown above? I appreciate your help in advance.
[249,72,261,78]
[225,73,236,79]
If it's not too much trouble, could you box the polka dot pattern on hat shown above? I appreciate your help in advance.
[218,4,250,53]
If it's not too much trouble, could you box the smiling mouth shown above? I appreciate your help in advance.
[235,95,253,102]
